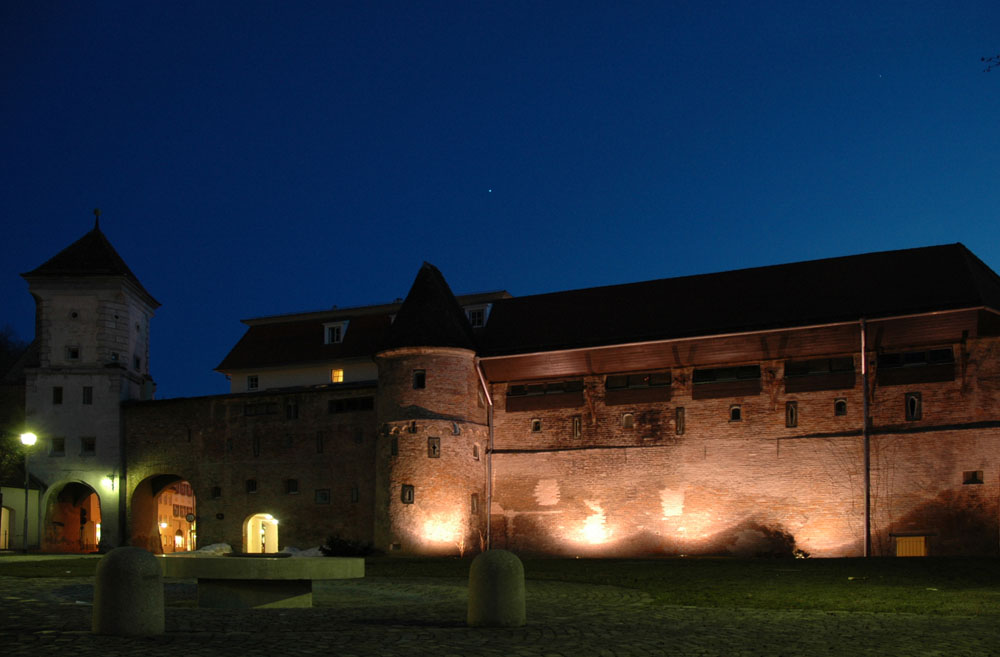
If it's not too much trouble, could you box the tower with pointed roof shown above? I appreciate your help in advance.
[373,263,489,554]
[20,213,159,551]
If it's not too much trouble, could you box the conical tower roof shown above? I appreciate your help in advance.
[21,218,159,307]
[380,262,475,351]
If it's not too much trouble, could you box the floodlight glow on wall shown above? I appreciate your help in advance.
[19,432,37,446]
[101,474,116,491]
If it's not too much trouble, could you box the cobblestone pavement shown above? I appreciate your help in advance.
[2,574,998,656]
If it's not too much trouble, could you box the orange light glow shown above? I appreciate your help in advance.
[580,500,610,544]
[421,513,462,544]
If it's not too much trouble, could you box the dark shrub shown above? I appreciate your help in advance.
[320,534,377,557]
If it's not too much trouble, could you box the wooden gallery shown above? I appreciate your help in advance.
[9,225,1000,557]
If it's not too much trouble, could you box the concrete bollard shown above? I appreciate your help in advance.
[92,547,165,636]
[467,549,526,627]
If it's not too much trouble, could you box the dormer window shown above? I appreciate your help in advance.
[464,304,492,328]
[324,321,349,344]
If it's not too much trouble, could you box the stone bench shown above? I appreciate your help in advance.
[158,555,364,608]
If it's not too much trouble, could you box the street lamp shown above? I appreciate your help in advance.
[19,432,36,554]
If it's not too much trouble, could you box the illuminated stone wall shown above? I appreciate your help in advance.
[124,385,377,551]
[489,342,1000,557]
[374,347,488,555]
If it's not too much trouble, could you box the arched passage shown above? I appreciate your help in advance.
[130,474,197,554]
[43,482,101,553]
[244,513,279,554]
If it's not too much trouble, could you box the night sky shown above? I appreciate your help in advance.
[2,2,999,399]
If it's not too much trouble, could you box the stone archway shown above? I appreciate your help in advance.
[42,481,102,553]
[131,474,197,554]
[244,513,279,554]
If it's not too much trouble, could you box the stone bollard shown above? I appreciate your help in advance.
[92,547,164,636]
[467,549,526,627]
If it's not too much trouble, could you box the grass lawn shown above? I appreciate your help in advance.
[3,553,999,616]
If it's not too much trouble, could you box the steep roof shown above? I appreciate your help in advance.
[21,221,159,307]
[478,243,1000,357]
[379,262,477,352]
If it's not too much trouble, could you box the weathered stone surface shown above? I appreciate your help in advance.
[92,547,164,635]
[467,549,525,627]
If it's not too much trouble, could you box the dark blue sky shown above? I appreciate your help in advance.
[2,2,999,399]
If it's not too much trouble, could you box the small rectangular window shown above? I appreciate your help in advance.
[730,405,742,422]
[413,369,426,389]
[247,375,259,391]
[350,485,360,503]
[285,478,299,494]
[211,486,222,499]
[324,322,348,344]
[905,392,922,421]
[65,346,80,360]
[315,488,331,504]
[49,437,65,457]
[834,398,848,416]
[81,436,96,456]
[82,386,93,405]
[246,479,258,493]
[963,470,984,485]
[675,407,685,435]
[53,386,63,405]
[428,436,441,458]
[531,418,542,432]
[401,484,415,504]
[330,368,344,383]
[472,443,480,461]
[785,401,798,428]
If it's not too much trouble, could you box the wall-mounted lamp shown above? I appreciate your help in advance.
[100,474,117,491]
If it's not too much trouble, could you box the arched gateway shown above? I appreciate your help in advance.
[130,474,197,554]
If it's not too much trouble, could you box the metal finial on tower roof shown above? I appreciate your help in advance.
[93,208,101,230]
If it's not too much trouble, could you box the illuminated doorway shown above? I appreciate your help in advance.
[0,506,10,549]
[244,513,279,553]
[43,482,101,553]
[130,475,197,554]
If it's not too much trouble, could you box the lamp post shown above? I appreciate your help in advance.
[19,432,37,553]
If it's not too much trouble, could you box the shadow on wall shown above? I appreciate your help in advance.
[892,488,999,556]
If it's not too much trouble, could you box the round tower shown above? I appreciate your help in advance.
[374,263,488,555]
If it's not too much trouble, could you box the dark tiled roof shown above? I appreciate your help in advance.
[217,312,392,371]
[21,223,159,307]
[379,262,476,352]
[478,243,1000,357]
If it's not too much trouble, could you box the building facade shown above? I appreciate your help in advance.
[11,225,1000,557]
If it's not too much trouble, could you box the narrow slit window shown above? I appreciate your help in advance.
[427,436,441,458]
[572,415,582,439]
[401,484,415,504]
[675,407,685,435]
[785,401,798,428]
[905,392,922,421]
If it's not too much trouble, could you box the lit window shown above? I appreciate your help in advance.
[324,321,348,344]
[247,375,259,391]
[330,368,344,383]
